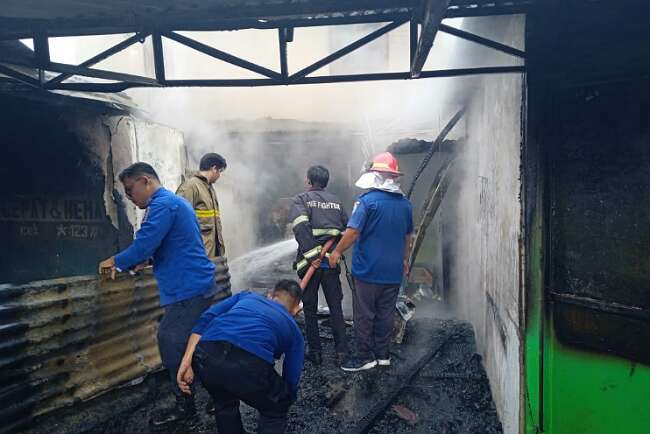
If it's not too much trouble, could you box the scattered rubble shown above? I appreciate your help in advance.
[29,316,502,434]
[391,405,418,424]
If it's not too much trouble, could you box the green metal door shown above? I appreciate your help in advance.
[525,79,650,434]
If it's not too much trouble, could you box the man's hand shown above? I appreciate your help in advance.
[177,356,194,395]
[98,256,117,280]
[134,262,148,272]
[329,250,341,268]
[310,258,322,269]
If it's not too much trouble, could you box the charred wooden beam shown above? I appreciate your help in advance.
[406,107,465,198]
[411,0,451,78]
[345,334,452,433]
[407,159,454,269]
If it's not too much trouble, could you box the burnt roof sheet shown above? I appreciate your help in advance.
[0,0,533,39]
[0,258,231,432]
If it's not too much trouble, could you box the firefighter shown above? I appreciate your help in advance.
[176,153,227,258]
[329,152,414,372]
[288,165,349,366]
[98,162,225,427]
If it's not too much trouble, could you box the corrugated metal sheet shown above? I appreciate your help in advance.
[0,257,230,434]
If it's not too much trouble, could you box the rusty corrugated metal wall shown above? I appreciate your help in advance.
[0,257,230,434]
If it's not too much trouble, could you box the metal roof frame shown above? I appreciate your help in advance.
[0,1,530,92]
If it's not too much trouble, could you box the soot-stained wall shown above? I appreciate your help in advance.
[445,15,525,434]
[0,96,131,284]
[0,93,188,285]
[528,0,650,368]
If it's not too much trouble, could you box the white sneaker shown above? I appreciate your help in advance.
[341,356,378,372]
[377,358,391,366]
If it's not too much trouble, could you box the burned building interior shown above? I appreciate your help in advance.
[0,1,649,434]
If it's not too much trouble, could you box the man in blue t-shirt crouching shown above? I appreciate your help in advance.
[176,280,305,434]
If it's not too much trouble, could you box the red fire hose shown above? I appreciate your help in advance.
[300,238,335,290]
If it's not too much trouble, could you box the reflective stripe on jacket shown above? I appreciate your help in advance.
[288,188,348,272]
[176,174,225,257]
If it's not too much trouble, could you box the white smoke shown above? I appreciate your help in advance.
[43,18,477,259]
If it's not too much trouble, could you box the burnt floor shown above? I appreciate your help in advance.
[29,315,502,434]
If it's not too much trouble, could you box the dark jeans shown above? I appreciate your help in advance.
[298,267,348,354]
[352,279,400,359]
[193,341,294,434]
[158,290,228,396]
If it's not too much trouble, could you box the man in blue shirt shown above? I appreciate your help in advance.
[176,280,304,434]
[98,162,226,427]
[329,152,413,372]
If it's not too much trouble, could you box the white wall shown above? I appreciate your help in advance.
[446,15,525,434]
[105,115,186,231]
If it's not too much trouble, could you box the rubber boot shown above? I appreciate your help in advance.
[150,394,196,428]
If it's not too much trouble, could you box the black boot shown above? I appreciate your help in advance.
[150,394,196,428]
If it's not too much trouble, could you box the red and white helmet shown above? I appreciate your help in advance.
[366,152,403,176]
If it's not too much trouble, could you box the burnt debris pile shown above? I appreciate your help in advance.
[30,317,502,434]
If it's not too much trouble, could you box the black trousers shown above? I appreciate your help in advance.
[352,279,400,359]
[193,341,294,434]
[158,293,216,396]
[298,267,348,354]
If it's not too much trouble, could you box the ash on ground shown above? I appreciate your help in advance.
[31,314,502,434]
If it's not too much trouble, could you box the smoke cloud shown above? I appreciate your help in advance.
[43,18,508,263]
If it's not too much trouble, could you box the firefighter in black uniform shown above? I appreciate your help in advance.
[289,165,349,366]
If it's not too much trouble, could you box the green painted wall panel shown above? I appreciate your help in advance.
[544,326,650,434]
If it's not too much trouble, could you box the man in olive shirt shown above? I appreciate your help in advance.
[177,153,227,257]
[176,153,229,417]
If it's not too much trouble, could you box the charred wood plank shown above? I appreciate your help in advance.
[407,159,454,269]
[345,333,452,434]
[406,108,465,198]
